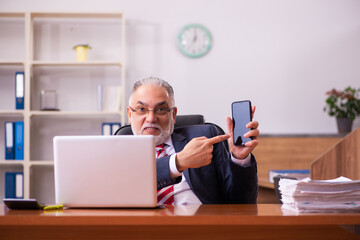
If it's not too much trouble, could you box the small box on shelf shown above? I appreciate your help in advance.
[40,90,59,111]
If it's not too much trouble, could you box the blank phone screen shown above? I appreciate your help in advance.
[232,100,252,146]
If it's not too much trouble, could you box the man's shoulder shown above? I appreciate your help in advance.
[173,124,220,138]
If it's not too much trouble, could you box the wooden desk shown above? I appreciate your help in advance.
[1,204,359,240]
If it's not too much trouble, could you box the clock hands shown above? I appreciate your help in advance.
[192,28,198,43]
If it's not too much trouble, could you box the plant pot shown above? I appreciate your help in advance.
[336,117,353,134]
[73,45,91,62]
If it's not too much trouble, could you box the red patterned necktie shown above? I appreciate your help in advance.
[156,144,174,205]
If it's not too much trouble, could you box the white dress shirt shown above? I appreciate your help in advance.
[162,137,252,205]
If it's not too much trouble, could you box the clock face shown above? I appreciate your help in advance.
[177,24,212,58]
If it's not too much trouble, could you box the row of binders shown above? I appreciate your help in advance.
[5,172,24,199]
[5,121,24,160]
[102,122,121,135]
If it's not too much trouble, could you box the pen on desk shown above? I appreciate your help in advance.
[43,205,63,210]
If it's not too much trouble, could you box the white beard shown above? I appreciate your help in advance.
[131,117,174,145]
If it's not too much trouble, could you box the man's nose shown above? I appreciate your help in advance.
[145,110,157,122]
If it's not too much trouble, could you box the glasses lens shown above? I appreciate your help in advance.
[135,106,148,115]
[155,107,170,115]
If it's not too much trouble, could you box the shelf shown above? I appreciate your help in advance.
[0,160,53,167]
[0,12,25,18]
[29,111,122,117]
[0,60,24,65]
[0,110,24,117]
[29,161,54,166]
[0,11,125,203]
[31,61,123,67]
[31,12,123,19]
[0,160,23,166]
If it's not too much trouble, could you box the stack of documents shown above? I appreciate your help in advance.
[279,176,360,213]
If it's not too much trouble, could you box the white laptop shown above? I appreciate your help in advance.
[53,135,157,208]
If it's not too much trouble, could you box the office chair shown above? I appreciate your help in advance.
[114,114,229,150]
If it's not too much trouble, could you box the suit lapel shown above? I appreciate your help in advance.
[171,131,192,188]
[171,131,187,153]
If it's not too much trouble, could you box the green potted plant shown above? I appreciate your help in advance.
[323,86,360,133]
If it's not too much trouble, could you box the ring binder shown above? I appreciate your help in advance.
[5,122,15,160]
[5,172,24,199]
[14,121,24,160]
[102,123,111,135]
[15,72,24,110]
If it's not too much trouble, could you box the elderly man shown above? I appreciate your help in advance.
[126,77,259,204]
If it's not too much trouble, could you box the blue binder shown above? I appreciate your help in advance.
[5,122,15,160]
[15,72,24,110]
[5,172,24,199]
[14,121,24,160]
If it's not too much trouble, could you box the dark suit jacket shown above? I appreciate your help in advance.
[156,124,258,204]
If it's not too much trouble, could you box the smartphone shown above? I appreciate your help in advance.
[231,100,253,146]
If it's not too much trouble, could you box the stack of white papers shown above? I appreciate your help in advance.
[279,176,360,213]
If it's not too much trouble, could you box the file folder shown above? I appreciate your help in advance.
[5,122,15,160]
[102,123,112,135]
[5,172,24,199]
[111,123,121,135]
[14,121,24,160]
[15,72,25,110]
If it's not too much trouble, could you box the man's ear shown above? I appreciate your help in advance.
[126,106,132,124]
[172,107,177,123]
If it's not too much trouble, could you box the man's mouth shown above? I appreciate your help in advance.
[142,127,160,134]
[144,127,159,130]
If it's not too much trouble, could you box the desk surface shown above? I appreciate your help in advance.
[1,204,360,225]
[1,204,360,240]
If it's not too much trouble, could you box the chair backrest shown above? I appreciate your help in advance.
[114,114,229,150]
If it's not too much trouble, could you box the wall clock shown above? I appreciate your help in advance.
[177,24,212,58]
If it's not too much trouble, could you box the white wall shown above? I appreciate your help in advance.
[1,0,360,134]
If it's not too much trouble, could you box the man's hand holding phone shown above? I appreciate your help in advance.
[226,104,259,160]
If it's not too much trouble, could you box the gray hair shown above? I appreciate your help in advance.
[129,77,175,106]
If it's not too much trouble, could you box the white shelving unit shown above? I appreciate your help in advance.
[0,12,126,203]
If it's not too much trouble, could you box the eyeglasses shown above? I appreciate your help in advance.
[129,106,175,116]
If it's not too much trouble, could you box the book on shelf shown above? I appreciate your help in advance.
[97,85,104,111]
[5,172,24,199]
[279,176,360,213]
[15,72,24,110]
[269,169,310,183]
[102,122,121,135]
[103,86,122,112]
[4,121,24,160]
